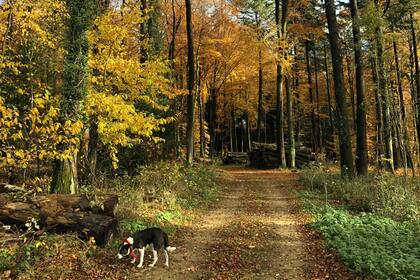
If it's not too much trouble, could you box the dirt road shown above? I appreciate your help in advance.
[137,167,312,279]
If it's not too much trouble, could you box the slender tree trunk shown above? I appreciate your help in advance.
[408,35,420,169]
[325,0,355,177]
[257,46,264,143]
[294,46,301,148]
[370,51,384,170]
[245,91,252,152]
[410,14,420,153]
[197,64,205,158]
[305,41,317,152]
[314,47,322,153]
[87,119,98,183]
[375,3,393,172]
[350,0,368,175]
[286,76,295,168]
[140,0,148,63]
[185,0,195,165]
[324,44,334,133]
[1,0,14,56]
[345,48,356,129]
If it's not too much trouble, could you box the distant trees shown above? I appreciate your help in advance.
[2,0,420,187]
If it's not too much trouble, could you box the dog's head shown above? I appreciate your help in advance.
[117,237,133,259]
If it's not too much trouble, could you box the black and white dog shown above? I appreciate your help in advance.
[117,227,176,268]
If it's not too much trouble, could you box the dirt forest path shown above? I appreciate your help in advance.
[136,166,313,279]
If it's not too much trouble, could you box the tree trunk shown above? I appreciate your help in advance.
[257,46,264,143]
[294,46,301,148]
[1,0,14,56]
[140,0,148,63]
[87,118,98,183]
[305,41,317,152]
[185,0,195,165]
[314,47,322,153]
[350,0,368,175]
[51,0,97,194]
[275,0,288,168]
[324,44,334,134]
[393,33,410,176]
[52,153,79,194]
[374,4,393,172]
[410,13,420,154]
[370,51,384,170]
[197,73,205,158]
[286,76,295,168]
[325,0,355,177]
[408,34,420,168]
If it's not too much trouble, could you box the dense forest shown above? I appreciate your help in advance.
[0,0,419,279]
[1,0,420,184]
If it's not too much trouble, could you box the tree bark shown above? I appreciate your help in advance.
[87,118,98,183]
[305,41,317,153]
[257,46,264,143]
[393,33,409,177]
[374,2,393,172]
[314,47,322,153]
[185,0,195,165]
[275,0,288,168]
[323,44,334,134]
[286,76,295,168]
[370,50,384,170]
[350,0,368,175]
[325,0,355,177]
[410,13,420,153]
[140,0,148,63]
[51,0,98,193]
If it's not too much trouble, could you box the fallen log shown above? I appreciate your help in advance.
[223,152,250,165]
[0,193,118,245]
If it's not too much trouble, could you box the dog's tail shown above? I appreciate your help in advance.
[164,232,176,252]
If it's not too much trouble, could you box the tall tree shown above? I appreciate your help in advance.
[185,0,195,165]
[51,0,98,193]
[275,0,288,167]
[324,0,355,177]
[350,0,368,175]
[374,0,393,172]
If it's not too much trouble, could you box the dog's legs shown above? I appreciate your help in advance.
[137,247,145,268]
[148,249,158,267]
[164,249,169,267]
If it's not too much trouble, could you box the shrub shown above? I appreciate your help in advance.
[0,249,14,272]
[300,166,419,221]
[89,161,220,231]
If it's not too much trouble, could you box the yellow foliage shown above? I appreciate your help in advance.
[86,3,178,167]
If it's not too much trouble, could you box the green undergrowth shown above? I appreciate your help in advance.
[300,166,420,279]
[302,198,420,280]
[98,161,220,235]
[300,165,419,221]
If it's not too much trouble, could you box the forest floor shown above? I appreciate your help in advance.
[116,166,355,280]
[15,166,356,280]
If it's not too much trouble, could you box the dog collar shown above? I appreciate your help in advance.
[129,248,138,260]
[123,238,138,260]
